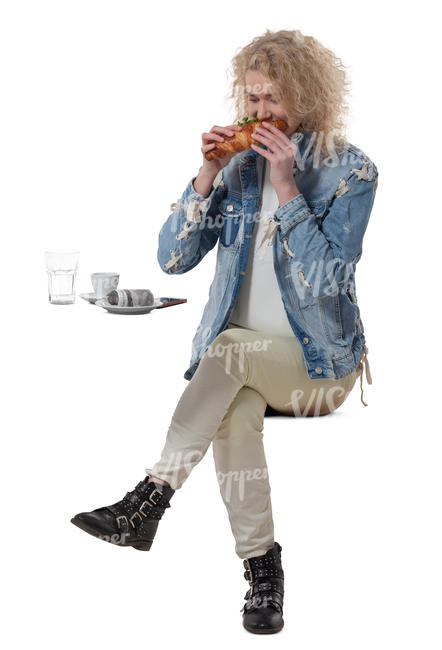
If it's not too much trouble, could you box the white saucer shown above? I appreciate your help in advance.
[80,292,99,304]
[95,297,163,314]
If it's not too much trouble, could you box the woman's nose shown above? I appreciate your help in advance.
[257,107,272,120]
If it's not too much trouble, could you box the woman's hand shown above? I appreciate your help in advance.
[200,124,242,175]
[251,122,300,203]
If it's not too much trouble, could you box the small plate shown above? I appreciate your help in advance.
[95,297,163,314]
[80,292,99,304]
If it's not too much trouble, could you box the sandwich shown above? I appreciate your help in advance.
[204,116,288,161]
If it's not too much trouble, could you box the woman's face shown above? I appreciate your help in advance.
[244,69,301,137]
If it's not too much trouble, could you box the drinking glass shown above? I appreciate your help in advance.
[45,250,79,304]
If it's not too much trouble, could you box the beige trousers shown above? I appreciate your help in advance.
[145,323,362,559]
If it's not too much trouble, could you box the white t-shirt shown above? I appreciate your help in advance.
[229,159,295,336]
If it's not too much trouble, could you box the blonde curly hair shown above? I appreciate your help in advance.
[226,29,351,159]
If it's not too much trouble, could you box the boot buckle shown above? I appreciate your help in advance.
[116,515,129,530]
[244,558,253,583]
[129,511,143,528]
[139,500,152,516]
[148,488,163,506]
[139,489,163,516]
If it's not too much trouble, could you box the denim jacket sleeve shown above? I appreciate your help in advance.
[274,158,378,299]
[157,166,226,274]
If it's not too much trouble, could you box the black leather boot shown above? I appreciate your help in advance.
[241,541,285,634]
[71,475,175,551]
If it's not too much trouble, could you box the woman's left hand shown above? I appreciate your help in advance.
[251,122,299,193]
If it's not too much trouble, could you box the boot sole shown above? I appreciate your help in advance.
[70,516,153,551]
[243,619,284,634]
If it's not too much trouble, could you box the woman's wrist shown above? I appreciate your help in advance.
[193,169,218,198]
[276,180,300,207]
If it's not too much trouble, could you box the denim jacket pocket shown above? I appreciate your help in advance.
[218,195,243,248]
[306,199,329,226]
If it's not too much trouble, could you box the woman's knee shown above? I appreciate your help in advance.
[214,386,266,440]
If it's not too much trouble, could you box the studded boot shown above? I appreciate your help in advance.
[241,541,285,634]
[71,475,175,551]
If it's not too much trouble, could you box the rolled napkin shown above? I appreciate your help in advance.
[106,289,154,307]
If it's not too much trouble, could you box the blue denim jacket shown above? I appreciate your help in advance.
[158,130,378,403]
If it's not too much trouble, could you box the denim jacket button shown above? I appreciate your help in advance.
[315,367,323,374]
[227,204,234,212]
[303,337,309,344]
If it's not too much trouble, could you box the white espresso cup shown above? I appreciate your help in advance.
[91,272,120,299]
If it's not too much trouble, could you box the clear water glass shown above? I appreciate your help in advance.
[45,250,79,304]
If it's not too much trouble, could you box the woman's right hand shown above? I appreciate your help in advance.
[200,124,242,175]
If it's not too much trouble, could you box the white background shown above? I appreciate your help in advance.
[2,1,441,647]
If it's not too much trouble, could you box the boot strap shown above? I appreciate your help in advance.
[108,484,172,532]
[242,583,284,613]
[244,581,285,599]
[244,565,284,582]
